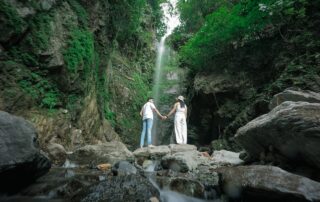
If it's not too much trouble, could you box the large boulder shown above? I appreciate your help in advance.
[0,111,51,193]
[269,89,320,109]
[68,141,133,165]
[235,101,320,169]
[216,165,320,201]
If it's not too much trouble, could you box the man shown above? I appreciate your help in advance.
[139,98,164,148]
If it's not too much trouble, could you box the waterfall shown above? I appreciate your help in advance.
[152,0,180,143]
[153,36,166,104]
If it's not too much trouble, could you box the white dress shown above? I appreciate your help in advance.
[174,103,187,144]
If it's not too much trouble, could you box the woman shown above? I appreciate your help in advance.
[166,95,187,144]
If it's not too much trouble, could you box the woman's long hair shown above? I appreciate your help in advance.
[178,100,185,108]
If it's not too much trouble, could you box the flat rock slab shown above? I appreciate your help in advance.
[69,141,133,165]
[216,165,320,201]
[133,144,197,159]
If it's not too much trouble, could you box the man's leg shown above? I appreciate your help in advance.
[146,118,153,145]
[140,120,147,148]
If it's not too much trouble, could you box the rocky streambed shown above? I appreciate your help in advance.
[1,89,320,202]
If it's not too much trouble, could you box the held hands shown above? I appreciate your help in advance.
[160,115,168,120]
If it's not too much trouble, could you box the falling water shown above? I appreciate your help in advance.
[153,36,166,103]
[152,0,180,141]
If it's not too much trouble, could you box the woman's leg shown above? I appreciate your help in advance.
[182,117,187,144]
[146,118,153,145]
[140,120,147,148]
[174,116,183,144]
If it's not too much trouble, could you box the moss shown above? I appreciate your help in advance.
[63,29,94,73]
[19,72,61,109]
[0,1,26,34]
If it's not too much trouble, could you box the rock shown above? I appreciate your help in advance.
[142,160,160,171]
[211,150,244,166]
[112,161,137,176]
[161,150,208,172]
[235,101,320,170]
[133,145,171,164]
[40,0,56,10]
[69,141,133,165]
[150,197,159,202]
[0,0,33,44]
[97,163,112,171]
[73,174,160,202]
[168,144,197,154]
[216,165,320,201]
[156,177,205,199]
[0,111,51,193]
[269,89,320,109]
[47,143,67,166]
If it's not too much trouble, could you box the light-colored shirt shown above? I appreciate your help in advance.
[142,102,156,120]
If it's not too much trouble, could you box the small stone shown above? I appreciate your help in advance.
[97,163,112,171]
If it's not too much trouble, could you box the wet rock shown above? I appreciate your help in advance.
[69,141,133,166]
[157,177,205,199]
[211,150,244,166]
[47,143,67,166]
[235,101,320,170]
[161,150,208,172]
[0,111,51,193]
[112,161,137,176]
[73,174,160,202]
[216,165,320,201]
[269,88,320,110]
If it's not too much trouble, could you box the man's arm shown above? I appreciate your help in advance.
[151,103,164,119]
[140,105,144,117]
[154,108,164,119]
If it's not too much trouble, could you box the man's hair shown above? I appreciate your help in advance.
[147,97,154,101]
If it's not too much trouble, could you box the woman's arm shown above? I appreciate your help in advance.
[166,103,178,117]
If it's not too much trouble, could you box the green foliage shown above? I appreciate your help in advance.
[109,0,143,41]
[131,73,152,108]
[0,1,25,34]
[177,0,231,33]
[19,72,60,109]
[63,29,94,73]
[180,0,313,72]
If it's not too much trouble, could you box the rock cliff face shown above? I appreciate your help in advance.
[0,0,159,151]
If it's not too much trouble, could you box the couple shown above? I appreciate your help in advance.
[139,96,187,148]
